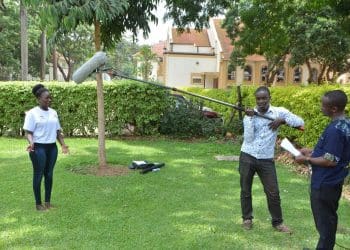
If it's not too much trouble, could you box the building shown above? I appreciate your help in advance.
[152,18,326,89]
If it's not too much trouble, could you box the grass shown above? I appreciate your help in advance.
[0,137,349,249]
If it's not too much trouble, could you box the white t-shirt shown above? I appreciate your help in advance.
[23,106,61,144]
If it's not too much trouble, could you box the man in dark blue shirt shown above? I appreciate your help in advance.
[295,90,350,250]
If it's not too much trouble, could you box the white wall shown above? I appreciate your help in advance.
[208,19,223,72]
[165,56,217,87]
[172,44,213,54]
[172,44,197,53]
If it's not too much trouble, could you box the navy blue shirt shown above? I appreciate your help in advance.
[311,118,350,189]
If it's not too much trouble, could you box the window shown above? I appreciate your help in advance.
[228,71,236,80]
[261,66,268,82]
[276,68,285,82]
[244,65,252,81]
[227,64,236,80]
[293,67,302,83]
[192,77,202,84]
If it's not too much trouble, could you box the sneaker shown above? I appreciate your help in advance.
[44,202,55,209]
[274,223,292,234]
[242,219,253,230]
[36,204,47,211]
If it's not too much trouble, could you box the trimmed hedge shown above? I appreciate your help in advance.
[1,81,349,146]
[185,84,350,146]
[0,80,169,137]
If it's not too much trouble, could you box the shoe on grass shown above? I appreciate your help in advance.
[44,202,55,209]
[274,223,292,234]
[36,204,47,211]
[242,219,253,230]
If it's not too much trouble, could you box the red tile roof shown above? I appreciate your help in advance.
[151,41,166,57]
[171,28,210,47]
[212,19,233,60]
[213,19,267,62]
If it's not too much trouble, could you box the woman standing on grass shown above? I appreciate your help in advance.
[23,84,69,211]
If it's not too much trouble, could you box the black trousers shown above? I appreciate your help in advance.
[239,152,283,226]
[29,143,58,205]
[310,183,343,250]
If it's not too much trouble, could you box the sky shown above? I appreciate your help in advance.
[137,2,171,45]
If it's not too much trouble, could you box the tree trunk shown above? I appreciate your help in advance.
[20,1,28,81]
[57,63,68,82]
[267,70,277,86]
[52,46,58,80]
[317,64,326,85]
[0,0,6,11]
[306,60,312,83]
[67,63,73,82]
[40,31,47,81]
[94,17,107,169]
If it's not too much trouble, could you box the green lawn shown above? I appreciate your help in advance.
[0,137,349,249]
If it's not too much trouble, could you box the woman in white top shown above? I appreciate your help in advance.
[23,84,69,211]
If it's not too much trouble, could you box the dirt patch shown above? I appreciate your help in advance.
[69,165,130,177]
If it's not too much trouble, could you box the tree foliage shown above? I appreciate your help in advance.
[29,0,231,49]
[0,1,42,80]
[136,45,157,81]
[223,0,350,85]
[0,1,20,80]
[49,25,95,81]
[107,38,139,77]
[223,0,294,85]
[288,6,350,82]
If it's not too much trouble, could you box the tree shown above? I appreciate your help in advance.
[49,25,94,82]
[223,0,350,85]
[309,0,350,35]
[0,0,5,11]
[136,45,157,81]
[108,37,139,77]
[27,0,229,169]
[223,0,294,85]
[0,1,43,80]
[20,0,28,80]
[288,6,350,84]
[0,1,21,80]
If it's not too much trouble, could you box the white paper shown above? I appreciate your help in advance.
[280,138,301,157]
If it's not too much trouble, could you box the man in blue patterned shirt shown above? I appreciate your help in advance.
[240,86,304,233]
[295,90,350,250]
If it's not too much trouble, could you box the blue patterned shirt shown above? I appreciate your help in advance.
[311,117,350,189]
[241,106,304,159]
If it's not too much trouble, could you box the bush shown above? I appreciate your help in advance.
[1,81,349,144]
[0,81,169,137]
[184,84,350,146]
[159,99,224,138]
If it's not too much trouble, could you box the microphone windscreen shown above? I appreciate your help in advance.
[72,52,107,84]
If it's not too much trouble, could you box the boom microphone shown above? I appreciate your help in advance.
[72,52,107,84]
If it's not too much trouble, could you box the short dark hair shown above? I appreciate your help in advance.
[324,90,348,111]
[255,86,270,96]
[32,84,48,98]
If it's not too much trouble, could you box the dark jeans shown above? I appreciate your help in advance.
[311,183,343,250]
[29,143,58,205]
[239,152,283,226]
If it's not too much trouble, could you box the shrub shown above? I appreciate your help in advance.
[159,99,224,138]
[1,81,349,144]
[184,84,350,146]
[0,81,169,137]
